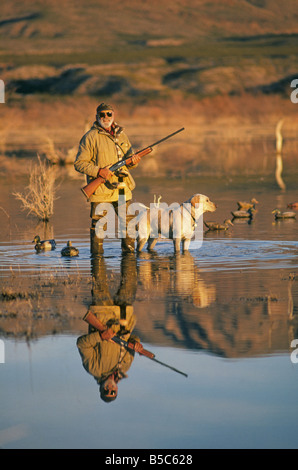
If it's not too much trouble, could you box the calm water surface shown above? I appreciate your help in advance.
[1,169,298,449]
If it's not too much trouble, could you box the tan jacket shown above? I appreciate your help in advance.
[77,306,139,383]
[77,331,135,383]
[74,121,136,202]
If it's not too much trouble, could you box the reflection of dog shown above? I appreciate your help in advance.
[137,194,216,253]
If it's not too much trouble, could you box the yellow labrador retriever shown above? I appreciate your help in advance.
[136,194,217,253]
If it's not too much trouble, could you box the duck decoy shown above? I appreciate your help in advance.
[231,207,256,219]
[236,198,259,211]
[272,209,296,219]
[61,241,79,257]
[204,219,234,231]
[287,202,298,209]
[32,235,56,251]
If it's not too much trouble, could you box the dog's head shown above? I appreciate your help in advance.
[187,194,217,214]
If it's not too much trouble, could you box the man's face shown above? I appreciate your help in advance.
[101,376,118,399]
[97,110,114,130]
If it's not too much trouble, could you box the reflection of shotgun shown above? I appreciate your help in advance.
[83,310,188,378]
[81,127,185,199]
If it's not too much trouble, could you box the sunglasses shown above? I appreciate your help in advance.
[104,388,116,396]
[99,111,113,118]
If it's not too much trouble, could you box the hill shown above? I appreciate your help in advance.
[1,0,298,100]
[1,0,298,176]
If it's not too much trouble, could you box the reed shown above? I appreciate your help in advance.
[13,155,58,221]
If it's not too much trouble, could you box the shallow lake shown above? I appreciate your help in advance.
[1,165,298,450]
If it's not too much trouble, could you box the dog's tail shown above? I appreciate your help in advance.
[154,194,162,208]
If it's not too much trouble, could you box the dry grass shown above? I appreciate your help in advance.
[0,93,297,178]
[13,155,58,221]
[0,268,92,340]
[1,287,39,301]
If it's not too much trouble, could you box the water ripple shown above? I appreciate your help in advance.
[191,238,298,271]
[0,238,298,277]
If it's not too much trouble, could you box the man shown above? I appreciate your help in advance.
[74,103,141,254]
[77,253,142,403]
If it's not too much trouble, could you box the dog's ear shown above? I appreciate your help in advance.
[190,194,203,206]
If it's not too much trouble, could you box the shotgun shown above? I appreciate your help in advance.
[81,127,185,199]
[83,310,188,377]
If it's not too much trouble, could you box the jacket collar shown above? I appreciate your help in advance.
[91,120,124,138]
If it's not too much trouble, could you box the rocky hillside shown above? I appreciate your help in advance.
[1,0,298,103]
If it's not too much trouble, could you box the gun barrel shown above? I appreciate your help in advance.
[150,357,188,377]
[110,335,187,377]
[149,127,185,149]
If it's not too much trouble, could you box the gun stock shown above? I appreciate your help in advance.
[80,127,184,199]
[81,175,106,199]
[83,310,106,332]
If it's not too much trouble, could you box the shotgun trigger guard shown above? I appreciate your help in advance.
[114,169,128,178]
[104,180,119,189]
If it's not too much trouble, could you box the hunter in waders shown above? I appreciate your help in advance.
[74,102,141,255]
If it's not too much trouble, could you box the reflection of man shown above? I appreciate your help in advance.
[77,253,140,402]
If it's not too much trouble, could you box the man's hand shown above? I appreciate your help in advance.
[98,167,113,180]
[100,328,115,341]
[126,154,142,167]
[132,341,144,353]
